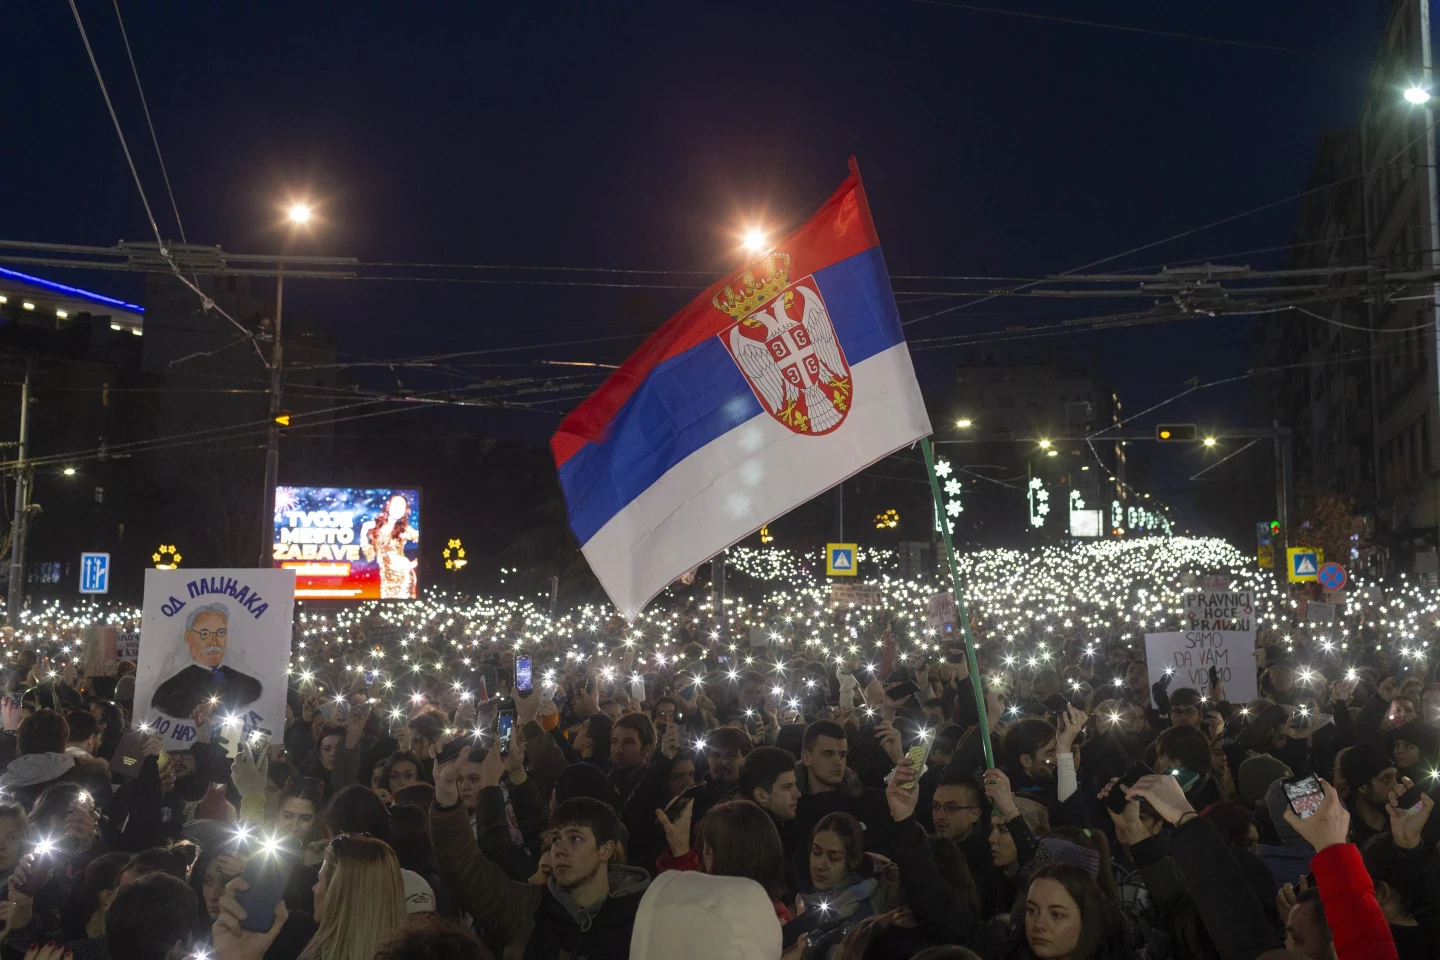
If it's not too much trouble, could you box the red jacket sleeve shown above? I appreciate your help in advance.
[656,848,701,874]
[1311,843,1397,960]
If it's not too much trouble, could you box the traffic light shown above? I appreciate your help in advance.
[1155,423,1198,442]
[274,412,292,427]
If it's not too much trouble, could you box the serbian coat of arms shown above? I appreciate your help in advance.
[714,252,852,435]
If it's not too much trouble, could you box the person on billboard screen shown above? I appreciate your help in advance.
[150,602,263,717]
[361,492,419,599]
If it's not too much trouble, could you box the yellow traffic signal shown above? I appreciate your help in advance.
[274,413,292,427]
[1155,423,1197,442]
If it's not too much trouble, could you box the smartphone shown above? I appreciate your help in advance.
[234,838,300,932]
[434,735,471,767]
[110,727,152,779]
[1283,774,1326,820]
[886,680,919,701]
[1168,767,1200,791]
[1208,665,1220,689]
[664,781,708,822]
[782,907,828,948]
[1107,761,1155,815]
[496,709,516,757]
[897,737,933,791]
[15,844,55,897]
[1395,782,1425,812]
[515,657,533,695]
[1042,693,1070,716]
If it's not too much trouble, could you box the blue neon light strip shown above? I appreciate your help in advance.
[0,266,144,314]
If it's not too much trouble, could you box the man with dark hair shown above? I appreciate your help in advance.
[609,713,655,801]
[1167,687,1205,729]
[64,710,100,756]
[740,746,800,823]
[652,697,680,726]
[1000,717,1057,804]
[106,872,199,960]
[1340,743,1397,845]
[929,774,992,906]
[794,720,893,856]
[0,708,110,810]
[432,758,649,959]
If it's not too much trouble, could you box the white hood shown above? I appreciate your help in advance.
[629,870,781,960]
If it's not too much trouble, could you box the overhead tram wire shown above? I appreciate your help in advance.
[904,0,1375,65]
[109,0,186,244]
[65,0,263,361]
[899,111,1440,329]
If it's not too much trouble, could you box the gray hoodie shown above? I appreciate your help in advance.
[0,753,74,789]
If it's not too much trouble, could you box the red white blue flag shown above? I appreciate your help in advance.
[552,161,931,618]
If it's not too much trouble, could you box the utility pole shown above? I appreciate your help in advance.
[711,550,726,642]
[7,361,31,628]
[836,482,844,542]
[258,265,284,568]
[1274,426,1294,592]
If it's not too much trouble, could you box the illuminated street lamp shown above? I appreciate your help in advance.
[1405,86,1431,105]
[62,467,76,476]
[288,203,313,224]
[955,418,973,429]
[742,228,767,252]
[1038,439,1052,450]
[1203,437,1218,448]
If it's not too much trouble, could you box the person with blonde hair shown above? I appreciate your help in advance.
[212,835,407,960]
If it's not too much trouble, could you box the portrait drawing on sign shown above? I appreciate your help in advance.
[717,253,852,435]
[150,603,263,718]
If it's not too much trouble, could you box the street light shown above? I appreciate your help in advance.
[742,228,767,252]
[1203,436,1217,447]
[956,418,973,429]
[62,467,75,476]
[259,197,318,567]
[1038,439,1052,450]
[1405,86,1431,105]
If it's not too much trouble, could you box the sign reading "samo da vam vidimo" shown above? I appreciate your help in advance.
[1144,590,1257,707]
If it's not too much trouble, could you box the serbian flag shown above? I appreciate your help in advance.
[551,160,931,619]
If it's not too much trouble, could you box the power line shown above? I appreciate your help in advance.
[905,0,1373,65]
[65,1,261,360]
[109,0,186,243]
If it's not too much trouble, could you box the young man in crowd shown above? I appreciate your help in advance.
[433,755,649,958]
[795,719,894,856]
[609,713,655,802]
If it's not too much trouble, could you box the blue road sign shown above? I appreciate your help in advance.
[79,552,110,594]
[1317,562,1347,591]
[1287,548,1320,583]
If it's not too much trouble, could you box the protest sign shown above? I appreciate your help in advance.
[830,583,884,607]
[1306,601,1337,624]
[134,568,296,750]
[1147,589,1258,707]
[115,631,139,662]
[927,591,957,634]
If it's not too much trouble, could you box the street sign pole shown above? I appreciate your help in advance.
[922,437,994,768]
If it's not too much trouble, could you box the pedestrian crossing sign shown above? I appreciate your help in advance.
[1286,547,1323,583]
[826,543,858,577]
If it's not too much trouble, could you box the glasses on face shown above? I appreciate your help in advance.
[1170,707,1200,719]
[933,803,981,815]
[189,628,228,641]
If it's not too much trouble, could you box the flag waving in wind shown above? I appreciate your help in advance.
[551,160,931,619]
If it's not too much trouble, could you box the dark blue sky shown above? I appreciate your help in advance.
[2,1,1392,511]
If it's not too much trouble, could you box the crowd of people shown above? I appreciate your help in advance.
[0,538,1433,960]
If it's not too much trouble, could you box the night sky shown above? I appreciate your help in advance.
[3,1,1393,525]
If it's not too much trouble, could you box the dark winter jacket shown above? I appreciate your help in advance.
[430,798,649,960]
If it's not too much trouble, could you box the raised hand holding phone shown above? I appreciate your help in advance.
[1281,777,1349,852]
[1386,777,1433,849]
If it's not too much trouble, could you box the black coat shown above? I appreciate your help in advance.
[150,664,262,719]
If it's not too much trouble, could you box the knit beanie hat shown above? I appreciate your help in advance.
[1037,837,1101,879]
[1385,720,1440,763]
[1340,743,1393,792]
[1237,754,1292,807]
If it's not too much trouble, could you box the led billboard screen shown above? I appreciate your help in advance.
[273,487,420,599]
